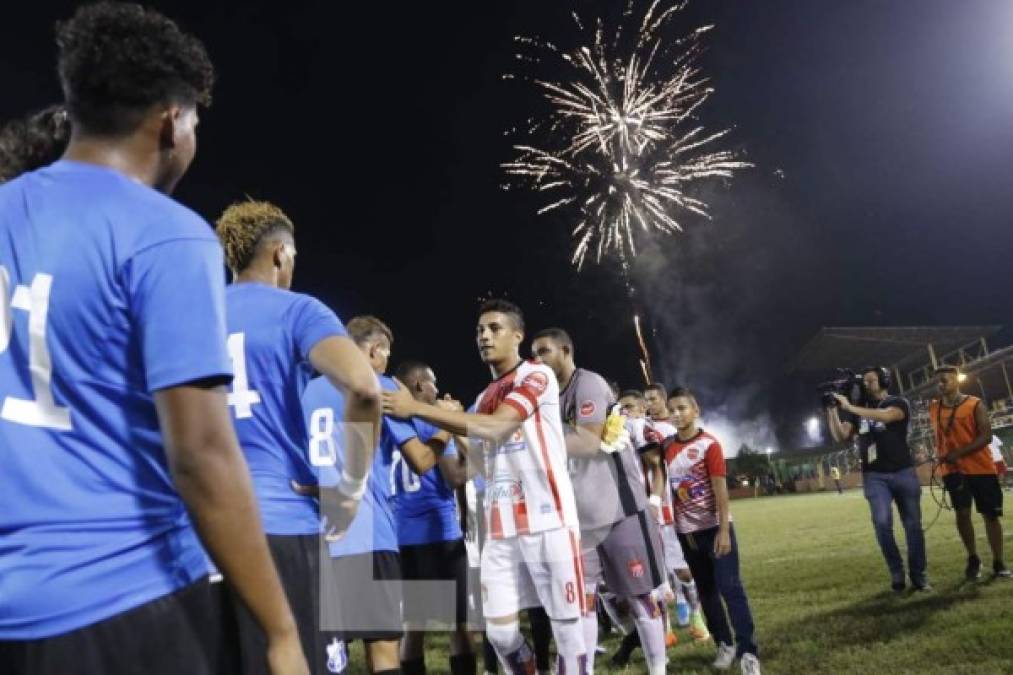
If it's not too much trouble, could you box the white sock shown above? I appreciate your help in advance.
[550,617,587,675]
[486,620,533,675]
[631,593,667,673]
[679,578,701,611]
[581,584,599,673]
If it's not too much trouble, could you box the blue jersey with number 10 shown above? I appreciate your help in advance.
[0,161,233,639]
[394,419,463,546]
[225,282,346,535]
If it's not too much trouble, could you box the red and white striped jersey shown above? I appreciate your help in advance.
[474,360,579,539]
[663,429,730,534]
[634,418,677,525]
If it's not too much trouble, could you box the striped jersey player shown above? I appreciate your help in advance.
[382,299,588,675]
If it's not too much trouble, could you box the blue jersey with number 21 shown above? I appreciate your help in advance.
[0,161,233,639]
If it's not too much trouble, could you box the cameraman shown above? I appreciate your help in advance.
[826,367,929,592]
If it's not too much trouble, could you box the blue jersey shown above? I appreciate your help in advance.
[394,419,462,546]
[225,283,345,535]
[302,375,417,556]
[0,161,232,639]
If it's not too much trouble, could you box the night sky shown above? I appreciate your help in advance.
[3,1,1012,451]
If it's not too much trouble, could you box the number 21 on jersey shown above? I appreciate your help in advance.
[226,332,261,419]
[0,267,71,430]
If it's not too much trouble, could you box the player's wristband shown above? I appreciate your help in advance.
[337,469,367,501]
[648,495,662,509]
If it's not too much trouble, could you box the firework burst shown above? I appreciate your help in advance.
[503,0,750,269]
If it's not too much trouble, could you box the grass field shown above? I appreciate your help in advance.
[344,489,1013,674]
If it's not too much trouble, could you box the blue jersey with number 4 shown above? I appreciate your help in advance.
[395,419,462,546]
[302,375,417,555]
[0,161,233,639]
[225,283,346,535]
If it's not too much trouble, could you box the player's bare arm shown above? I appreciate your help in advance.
[155,383,304,667]
[383,380,525,442]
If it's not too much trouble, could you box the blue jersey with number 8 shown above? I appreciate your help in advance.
[0,161,233,639]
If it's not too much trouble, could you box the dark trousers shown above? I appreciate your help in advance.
[678,525,757,658]
[0,578,235,675]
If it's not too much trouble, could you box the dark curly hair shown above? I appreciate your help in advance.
[56,2,214,135]
[0,105,71,183]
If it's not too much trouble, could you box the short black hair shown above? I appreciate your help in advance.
[531,327,573,354]
[619,389,645,401]
[645,382,666,396]
[56,2,214,136]
[394,359,430,384]
[934,365,959,375]
[478,298,525,332]
[669,386,698,404]
[0,105,70,183]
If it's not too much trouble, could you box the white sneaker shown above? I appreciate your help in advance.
[713,643,736,670]
[740,653,761,675]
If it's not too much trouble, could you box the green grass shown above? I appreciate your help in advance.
[344,489,1013,674]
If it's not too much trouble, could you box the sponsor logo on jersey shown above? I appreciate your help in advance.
[628,558,645,578]
[502,428,527,453]
[489,478,523,500]
[521,371,549,395]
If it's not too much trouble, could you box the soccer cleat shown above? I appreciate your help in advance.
[993,561,1012,579]
[713,643,736,670]
[911,581,933,593]
[966,555,982,581]
[740,653,762,675]
[688,610,711,642]
[665,630,678,648]
[676,600,690,626]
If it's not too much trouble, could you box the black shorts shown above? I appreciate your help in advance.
[944,473,1004,518]
[321,550,403,643]
[0,577,234,675]
[400,538,470,628]
[230,533,338,675]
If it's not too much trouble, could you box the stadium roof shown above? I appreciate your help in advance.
[792,325,1002,372]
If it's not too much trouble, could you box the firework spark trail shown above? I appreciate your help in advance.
[634,313,654,384]
[502,0,751,270]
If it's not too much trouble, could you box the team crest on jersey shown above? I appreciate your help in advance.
[326,638,348,673]
[579,400,596,417]
[686,446,700,461]
[521,371,549,395]
[627,558,645,578]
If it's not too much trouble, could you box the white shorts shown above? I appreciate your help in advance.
[661,523,687,572]
[480,526,584,621]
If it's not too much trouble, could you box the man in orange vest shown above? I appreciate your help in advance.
[930,366,1010,580]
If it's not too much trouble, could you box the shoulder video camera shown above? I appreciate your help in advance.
[818,368,865,409]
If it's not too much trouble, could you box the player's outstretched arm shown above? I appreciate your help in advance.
[383,381,523,442]
[309,335,382,482]
[155,382,308,675]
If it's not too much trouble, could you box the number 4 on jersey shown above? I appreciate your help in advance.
[226,332,261,419]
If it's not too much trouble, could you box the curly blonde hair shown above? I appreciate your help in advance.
[215,200,294,273]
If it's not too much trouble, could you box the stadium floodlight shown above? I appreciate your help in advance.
[806,416,821,442]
